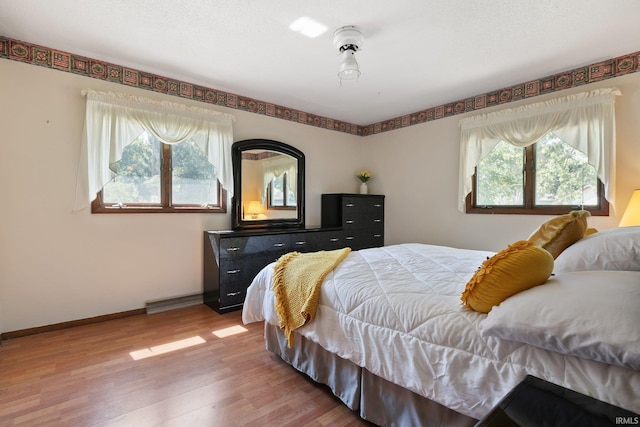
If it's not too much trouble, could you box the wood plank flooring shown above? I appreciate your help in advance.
[0,305,373,426]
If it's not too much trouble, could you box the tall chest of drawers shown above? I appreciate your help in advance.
[203,227,344,313]
[321,194,385,251]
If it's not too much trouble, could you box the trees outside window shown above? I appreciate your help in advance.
[469,133,607,215]
[94,132,225,213]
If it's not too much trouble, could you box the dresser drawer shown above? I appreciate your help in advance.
[218,282,246,308]
[342,196,367,213]
[305,230,345,251]
[288,234,311,252]
[219,259,257,284]
[358,228,384,249]
[361,213,384,228]
[342,213,384,229]
[245,234,292,257]
[342,196,384,213]
[219,237,249,260]
[342,231,384,251]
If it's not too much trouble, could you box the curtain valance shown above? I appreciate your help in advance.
[262,156,298,203]
[458,88,620,212]
[75,90,235,210]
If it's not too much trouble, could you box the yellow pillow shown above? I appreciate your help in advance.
[527,210,590,258]
[461,240,554,313]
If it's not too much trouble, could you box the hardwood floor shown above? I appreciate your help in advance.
[0,305,373,426]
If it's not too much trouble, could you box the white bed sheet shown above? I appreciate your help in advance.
[242,243,640,419]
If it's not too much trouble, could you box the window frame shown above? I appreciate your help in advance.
[266,172,296,210]
[466,144,609,216]
[92,143,227,214]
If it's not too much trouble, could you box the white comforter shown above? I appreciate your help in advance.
[242,243,640,419]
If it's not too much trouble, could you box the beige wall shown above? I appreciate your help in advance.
[364,72,640,250]
[0,59,363,332]
[1,57,639,332]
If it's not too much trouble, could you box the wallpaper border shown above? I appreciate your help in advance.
[1,35,638,137]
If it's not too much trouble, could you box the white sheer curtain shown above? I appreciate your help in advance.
[75,89,235,210]
[262,156,297,202]
[458,87,620,212]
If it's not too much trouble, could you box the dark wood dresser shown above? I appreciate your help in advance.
[203,193,385,313]
[204,227,342,313]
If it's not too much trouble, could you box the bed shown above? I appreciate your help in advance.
[242,225,640,426]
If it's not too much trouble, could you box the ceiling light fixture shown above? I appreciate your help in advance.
[333,25,364,82]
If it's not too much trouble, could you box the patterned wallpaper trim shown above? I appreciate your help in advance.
[1,36,638,137]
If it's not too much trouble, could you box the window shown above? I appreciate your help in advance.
[77,89,235,213]
[93,132,226,213]
[267,173,297,209]
[468,133,607,215]
[458,88,620,214]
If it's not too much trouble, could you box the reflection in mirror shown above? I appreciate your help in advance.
[232,139,305,229]
[241,150,298,221]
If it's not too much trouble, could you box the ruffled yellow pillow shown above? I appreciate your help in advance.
[527,210,590,258]
[461,240,554,313]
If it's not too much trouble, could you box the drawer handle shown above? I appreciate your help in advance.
[345,220,355,224]
[226,247,240,252]
[374,234,382,238]
[345,203,354,207]
[374,204,382,208]
[226,291,241,297]
[226,269,241,274]
[373,219,382,223]
[330,238,339,242]
[295,241,305,245]
[346,236,355,240]
[273,243,285,247]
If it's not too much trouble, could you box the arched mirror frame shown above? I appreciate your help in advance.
[231,139,305,230]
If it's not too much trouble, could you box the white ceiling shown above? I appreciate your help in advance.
[2,0,640,125]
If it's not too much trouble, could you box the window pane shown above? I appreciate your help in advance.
[271,175,285,206]
[172,140,218,205]
[103,134,161,204]
[286,183,297,206]
[535,134,598,206]
[476,142,524,206]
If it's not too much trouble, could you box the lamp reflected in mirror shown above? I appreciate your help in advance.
[245,200,266,220]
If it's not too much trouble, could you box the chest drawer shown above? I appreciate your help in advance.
[220,234,293,258]
[219,237,248,260]
[342,213,384,229]
[218,259,258,284]
[305,230,345,251]
[218,282,246,308]
[342,196,384,213]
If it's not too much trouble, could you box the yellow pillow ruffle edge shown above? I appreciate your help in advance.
[461,240,554,313]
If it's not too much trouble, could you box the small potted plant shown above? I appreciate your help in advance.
[356,170,372,194]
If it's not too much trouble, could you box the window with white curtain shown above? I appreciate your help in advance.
[261,154,297,209]
[75,90,235,213]
[458,88,620,215]
[267,173,297,208]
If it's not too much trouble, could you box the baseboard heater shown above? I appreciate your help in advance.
[145,293,203,315]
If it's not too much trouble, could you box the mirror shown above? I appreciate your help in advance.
[231,139,305,229]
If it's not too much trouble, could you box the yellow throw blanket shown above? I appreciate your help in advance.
[272,247,351,347]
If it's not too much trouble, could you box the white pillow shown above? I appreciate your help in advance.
[554,226,640,272]
[480,270,640,370]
